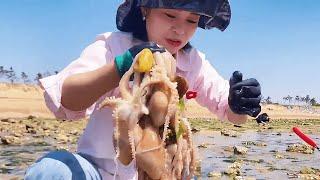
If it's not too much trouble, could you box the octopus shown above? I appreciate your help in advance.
[100,49,196,179]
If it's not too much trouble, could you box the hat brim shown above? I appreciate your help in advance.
[116,0,231,32]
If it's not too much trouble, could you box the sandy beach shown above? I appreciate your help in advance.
[1,83,320,179]
[1,83,320,120]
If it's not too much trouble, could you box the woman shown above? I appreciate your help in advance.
[25,0,261,179]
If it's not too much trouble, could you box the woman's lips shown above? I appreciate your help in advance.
[166,39,182,47]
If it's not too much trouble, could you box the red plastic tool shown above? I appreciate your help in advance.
[186,91,197,99]
[292,127,320,151]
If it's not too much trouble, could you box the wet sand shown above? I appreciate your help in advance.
[194,131,320,179]
[1,117,320,179]
[1,83,320,179]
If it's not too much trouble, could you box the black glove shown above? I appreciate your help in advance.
[228,71,261,117]
[115,42,165,77]
[255,113,270,124]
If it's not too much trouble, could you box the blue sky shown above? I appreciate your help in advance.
[1,0,319,102]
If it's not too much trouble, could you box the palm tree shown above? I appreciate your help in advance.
[0,66,4,76]
[310,98,317,106]
[21,72,30,84]
[295,95,300,106]
[0,66,10,81]
[301,96,306,105]
[34,73,43,83]
[283,95,292,106]
[265,96,272,104]
[305,95,310,105]
[283,96,288,104]
[287,95,293,105]
[6,67,18,83]
[0,66,5,80]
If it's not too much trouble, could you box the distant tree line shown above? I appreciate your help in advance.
[0,65,58,84]
[282,95,319,106]
[261,95,319,107]
[2,65,319,106]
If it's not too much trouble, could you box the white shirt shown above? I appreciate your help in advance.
[40,31,230,179]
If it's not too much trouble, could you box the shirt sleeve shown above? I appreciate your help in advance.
[39,38,114,120]
[191,53,230,121]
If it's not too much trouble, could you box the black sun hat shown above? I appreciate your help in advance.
[116,0,231,33]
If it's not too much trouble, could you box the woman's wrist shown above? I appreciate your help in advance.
[226,106,247,125]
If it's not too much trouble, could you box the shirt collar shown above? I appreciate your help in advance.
[175,50,191,72]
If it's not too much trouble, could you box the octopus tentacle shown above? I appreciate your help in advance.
[100,50,196,179]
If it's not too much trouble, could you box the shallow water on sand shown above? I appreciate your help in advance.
[1,130,319,179]
[193,130,320,179]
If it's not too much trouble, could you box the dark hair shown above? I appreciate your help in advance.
[132,19,192,52]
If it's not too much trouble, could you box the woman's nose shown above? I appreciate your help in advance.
[171,23,185,36]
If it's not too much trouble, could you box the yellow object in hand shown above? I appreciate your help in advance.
[135,48,154,72]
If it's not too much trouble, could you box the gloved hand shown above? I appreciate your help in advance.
[228,71,261,117]
[115,42,165,77]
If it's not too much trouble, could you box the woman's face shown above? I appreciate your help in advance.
[144,8,200,54]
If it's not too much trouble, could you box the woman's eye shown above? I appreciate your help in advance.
[187,19,197,24]
[165,13,175,19]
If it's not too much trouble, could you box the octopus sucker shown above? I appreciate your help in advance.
[100,49,196,179]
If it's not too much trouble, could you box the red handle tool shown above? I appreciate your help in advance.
[292,127,320,151]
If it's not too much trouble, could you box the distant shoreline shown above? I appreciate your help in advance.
[1,82,320,120]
